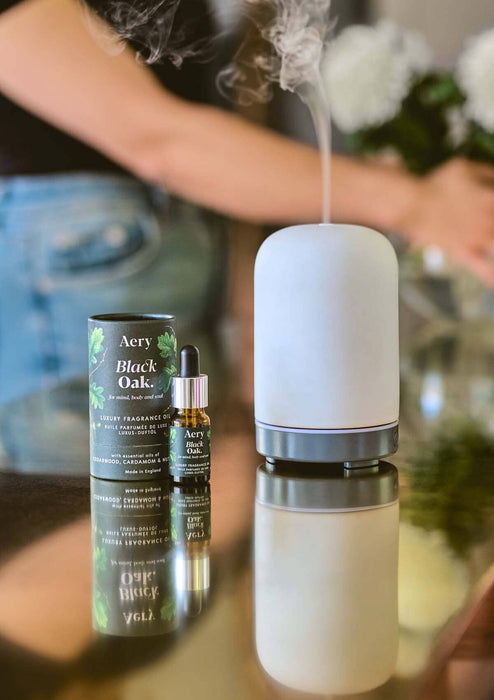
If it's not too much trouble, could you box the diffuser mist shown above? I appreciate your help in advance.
[254,223,399,465]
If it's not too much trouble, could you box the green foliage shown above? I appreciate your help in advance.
[347,71,494,173]
[419,73,463,107]
[88,327,105,366]
[93,589,108,630]
[93,546,107,574]
[171,524,178,543]
[404,421,494,556]
[160,596,177,622]
[89,382,105,410]
[349,73,466,174]
[169,450,176,463]
[465,124,494,163]
[169,427,177,442]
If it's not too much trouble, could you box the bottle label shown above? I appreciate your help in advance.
[169,426,211,478]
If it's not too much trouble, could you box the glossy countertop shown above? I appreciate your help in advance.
[0,312,493,700]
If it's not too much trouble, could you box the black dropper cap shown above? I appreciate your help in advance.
[179,345,200,378]
[172,345,208,409]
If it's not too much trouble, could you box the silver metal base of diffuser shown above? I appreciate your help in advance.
[255,420,399,464]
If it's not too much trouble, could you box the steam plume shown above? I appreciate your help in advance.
[89,0,213,65]
[89,0,334,221]
[218,0,334,222]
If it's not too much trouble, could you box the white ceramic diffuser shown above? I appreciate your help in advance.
[254,224,399,464]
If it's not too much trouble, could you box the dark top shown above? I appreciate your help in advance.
[0,0,215,175]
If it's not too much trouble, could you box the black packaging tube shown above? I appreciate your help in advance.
[88,314,177,480]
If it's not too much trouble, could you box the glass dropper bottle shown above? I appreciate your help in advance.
[169,345,211,484]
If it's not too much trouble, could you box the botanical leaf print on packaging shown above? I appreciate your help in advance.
[169,427,177,465]
[89,327,106,409]
[89,327,105,366]
[157,331,177,393]
[93,545,108,574]
[89,382,105,409]
[93,589,109,630]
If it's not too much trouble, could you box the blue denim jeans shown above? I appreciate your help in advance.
[0,173,225,404]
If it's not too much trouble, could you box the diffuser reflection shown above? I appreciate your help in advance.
[90,478,211,637]
[255,462,399,696]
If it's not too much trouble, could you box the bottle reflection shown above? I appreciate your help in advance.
[171,483,211,618]
[255,461,399,696]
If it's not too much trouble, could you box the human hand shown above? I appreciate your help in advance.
[397,159,494,287]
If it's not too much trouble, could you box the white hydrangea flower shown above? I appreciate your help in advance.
[322,20,432,133]
[457,29,494,131]
[378,19,432,75]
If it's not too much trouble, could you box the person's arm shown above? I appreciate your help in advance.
[0,0,324,223]
[0,0,397,225]
[0,0,492,284]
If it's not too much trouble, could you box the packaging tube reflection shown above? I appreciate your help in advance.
[91,478,178,637]
[255,462,399,695]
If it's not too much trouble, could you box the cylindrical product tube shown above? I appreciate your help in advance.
[91,478,178,637]
[255,462,399,695]
[88,314,176,480]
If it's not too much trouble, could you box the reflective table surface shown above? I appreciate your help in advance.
[0,313,493,700]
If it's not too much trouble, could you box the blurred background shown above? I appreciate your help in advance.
[0,1,493,699]
[0,0,493,412]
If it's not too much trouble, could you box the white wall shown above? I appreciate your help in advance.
[372,0,494,67]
